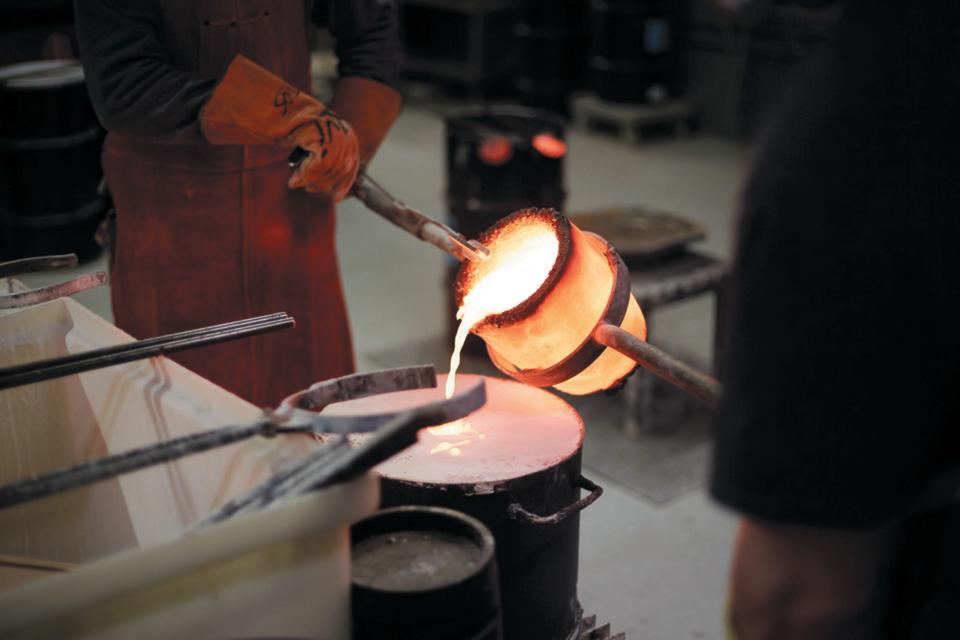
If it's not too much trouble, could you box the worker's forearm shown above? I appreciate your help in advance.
[728,519,892,640]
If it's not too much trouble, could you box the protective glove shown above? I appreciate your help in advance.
[200,54,359,202]
[329,76,402,169]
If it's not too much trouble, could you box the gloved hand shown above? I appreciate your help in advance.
[200,54,359,202]
[285,108,359,201]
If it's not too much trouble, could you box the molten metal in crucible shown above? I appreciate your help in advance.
[447,208,721,405]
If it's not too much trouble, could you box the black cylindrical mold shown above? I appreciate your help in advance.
[0,59,106,260]
[351,506,502,640]
[379,450,585,640]
[512,0,587,114]
[587,0,676,104]
[512,23,585,115]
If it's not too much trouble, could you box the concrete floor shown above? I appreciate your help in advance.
[16,104,749,639]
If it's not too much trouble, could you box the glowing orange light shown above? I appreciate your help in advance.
[450,209,648,396]
[445,219,560,399]
[532,133,566,158]
[426,419,485,456]
[478,136,513,165]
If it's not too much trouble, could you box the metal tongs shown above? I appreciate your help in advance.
[0,254,107,309]
[288,148,490,262]
[0,366,486,514]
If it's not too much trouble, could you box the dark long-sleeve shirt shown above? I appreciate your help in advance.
[73,0,400,138]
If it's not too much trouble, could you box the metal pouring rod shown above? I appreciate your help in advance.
[593,323,722,407]
[0,254,79,278]
[0,313,295,391]
[0,271,109,310]
[286,148,489,262]
[351,173,490,262]
[0,420,273,509]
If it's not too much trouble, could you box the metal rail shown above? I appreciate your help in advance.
[0,312,295,391]
[593,323,722,407]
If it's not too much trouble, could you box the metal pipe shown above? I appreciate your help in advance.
[286,148,489,262]
[351,173,490,262]
[0,254,79,278]
[0,420,273,509]
[0,313,295,391]
[593,323,722,407]
[0,271,108,309]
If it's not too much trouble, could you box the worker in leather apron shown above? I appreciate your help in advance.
[73,0,402,406]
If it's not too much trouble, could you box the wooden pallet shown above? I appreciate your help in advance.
[571,92,698,144]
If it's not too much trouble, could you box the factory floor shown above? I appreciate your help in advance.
[19,103,749,639]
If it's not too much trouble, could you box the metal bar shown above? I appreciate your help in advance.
[593,323,722,407]
[0,420,272,510]
[0,254,78,278]
[0,313,295,391]
[287,148,489,261]
[0,271,108,309]
[351,173,490,262]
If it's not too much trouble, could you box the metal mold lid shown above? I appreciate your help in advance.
[321,374,584,486]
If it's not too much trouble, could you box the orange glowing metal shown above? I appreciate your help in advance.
[445,218,560,399]
[532,133,566,158]
[450,209,648,396]
[478,136,513,165]
[426,419,486,456]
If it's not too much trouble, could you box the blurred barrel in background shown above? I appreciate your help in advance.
[0,60,105,261]
[588,0,677,104]
[512,0,587,115]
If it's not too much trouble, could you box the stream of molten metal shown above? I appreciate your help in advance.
[427,220,560,453]
[444,221,560,400]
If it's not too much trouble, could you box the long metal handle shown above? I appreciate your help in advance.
[506,475,604,526]
[287,147,489,261]
[0,313,295,391]
[0,254,79,278]
[593,323,722,407]
[0,420,272,510]
[351,173,489,261]
[0,272,108,309]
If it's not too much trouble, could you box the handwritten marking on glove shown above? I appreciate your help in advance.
[273,84,300,116]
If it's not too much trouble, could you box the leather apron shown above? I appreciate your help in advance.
[103,1,354,406]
